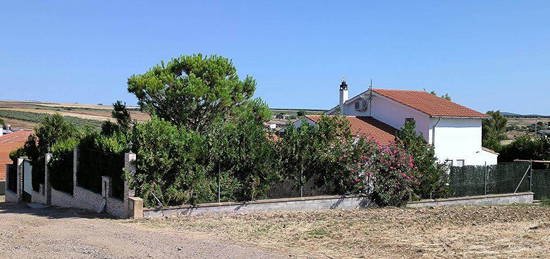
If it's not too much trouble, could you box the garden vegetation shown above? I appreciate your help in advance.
[11,54,451,208]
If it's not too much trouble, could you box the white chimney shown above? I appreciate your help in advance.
[339,80,349,115]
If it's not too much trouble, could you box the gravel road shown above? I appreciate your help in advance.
[0,200,289,258]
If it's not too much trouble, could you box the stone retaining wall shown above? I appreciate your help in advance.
[144,195,374,218]
[143,192,535,218]
[406,192,534,208]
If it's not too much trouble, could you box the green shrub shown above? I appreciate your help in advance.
[499,136,550,168]
[207,100,279,201]
[78,131,128,199]
[130,117,211,207]
[396,120,451,199]
[49,138,79,194]
[27,114,81,191]
[350,142,418,207]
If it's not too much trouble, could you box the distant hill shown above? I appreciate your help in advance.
[501,112,550,118]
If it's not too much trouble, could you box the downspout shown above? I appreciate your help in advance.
[431,117,441,146]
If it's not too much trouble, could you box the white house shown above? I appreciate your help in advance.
[298,81,498,166]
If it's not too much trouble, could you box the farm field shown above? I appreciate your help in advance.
[0,100,326,130]
[138,205,550,258]
[0,100,149,129]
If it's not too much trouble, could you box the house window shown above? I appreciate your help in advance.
[456,159,465,167]
[445,159,453,167]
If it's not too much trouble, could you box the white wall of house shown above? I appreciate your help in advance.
[430,118,497,166]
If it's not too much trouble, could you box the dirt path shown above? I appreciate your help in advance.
[0,201,288,258]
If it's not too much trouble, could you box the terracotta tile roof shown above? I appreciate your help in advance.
[372,89,488,118]
[305,115,396,145]
[0,130,32,181]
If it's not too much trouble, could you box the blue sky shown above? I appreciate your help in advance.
[1,1,549,114]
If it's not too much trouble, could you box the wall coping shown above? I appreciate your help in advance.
[143,194,366,211]
[408,192,534,205]
[144,192,534,212]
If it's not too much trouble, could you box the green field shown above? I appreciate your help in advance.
[0,110,103,129]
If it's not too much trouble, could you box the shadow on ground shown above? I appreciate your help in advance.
[0,199,115,220]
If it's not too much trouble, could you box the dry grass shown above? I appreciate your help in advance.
[137,206,550,258]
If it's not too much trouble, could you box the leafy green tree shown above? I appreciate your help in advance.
[112,100,132,130]
[130,117,211,207]
[207,99,279,201]
[396,120,450,199]
[101,101,133,136]
[482,110,508,151]
[311,116,364,194]
[127,54,256,132]
[276,123,317,196]
[0,118,5,129]
[498,135,550,165]
[17,114,81,191]
[33,113,80,154]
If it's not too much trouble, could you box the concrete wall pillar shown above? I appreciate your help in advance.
[123,152,136,218]
[101,176,112,198]
[44,153,52,205]
[16,158,24,202]
[128,197,144,219]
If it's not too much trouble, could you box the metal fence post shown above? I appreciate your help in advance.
[73,147,79,189]
[484,162,487,195]
[217,166,221,203]
[529,160,533,192]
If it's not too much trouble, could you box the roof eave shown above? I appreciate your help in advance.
[430,115,489,119]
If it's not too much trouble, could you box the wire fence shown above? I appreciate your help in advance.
[449,161,550,200]
[449,162,531,197]
[533,169,550,200]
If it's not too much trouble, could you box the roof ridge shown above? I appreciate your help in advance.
[372,88,427,93]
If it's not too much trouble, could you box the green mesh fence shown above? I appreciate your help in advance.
[449,162,531,197]
[31,155,45,192]
[49,151,74,195]
[7,164,17,192]
[533,169,550,200]
[78,147,125,199]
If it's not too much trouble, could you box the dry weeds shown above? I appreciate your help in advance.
[139,205,550,258]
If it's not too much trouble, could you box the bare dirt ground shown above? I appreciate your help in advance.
[0,199,288,258]
[138,205,550,258]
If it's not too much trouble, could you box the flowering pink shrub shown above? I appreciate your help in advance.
[349,140,418,207]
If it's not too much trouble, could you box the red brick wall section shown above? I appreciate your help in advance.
[0,131,32,181]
